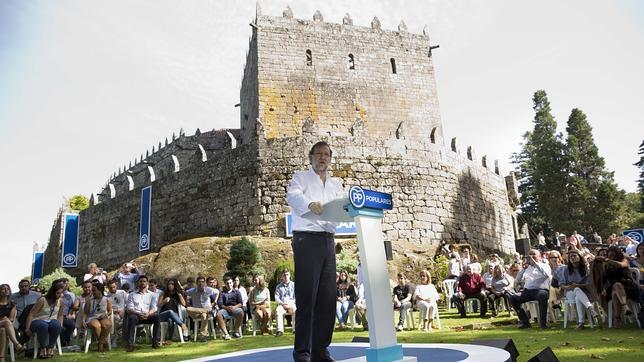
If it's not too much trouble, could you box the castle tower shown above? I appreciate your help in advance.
[240,10,444,144]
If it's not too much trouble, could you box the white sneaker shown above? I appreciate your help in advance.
[396,324,404,331]
[223,334,231,340]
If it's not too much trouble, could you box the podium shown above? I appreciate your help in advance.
[304,186,416,362]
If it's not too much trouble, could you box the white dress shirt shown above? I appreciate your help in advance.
[126,289,158,314]
[521,261,552,290]
[286,166,343,233]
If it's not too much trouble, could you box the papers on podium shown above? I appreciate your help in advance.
[302,197,352,223]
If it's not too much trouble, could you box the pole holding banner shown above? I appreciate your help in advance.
[61,213,79,268]
[139,185,152,252]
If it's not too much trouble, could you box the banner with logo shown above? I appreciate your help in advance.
[32,251,44,284]
[139,185,152,252]
[285,213,356,237]
[60,213,79,268]
[622,228,644,243]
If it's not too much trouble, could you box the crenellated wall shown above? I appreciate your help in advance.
[42,8,518,279]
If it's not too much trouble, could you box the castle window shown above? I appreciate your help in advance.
[348,54,355,70]
[306,49,312,66]
[467,146,473,160]
[430,127,437,143]
[390,58,397,74]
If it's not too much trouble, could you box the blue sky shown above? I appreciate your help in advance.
[1,0,643,288]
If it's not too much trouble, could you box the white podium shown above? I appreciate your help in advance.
[305,188,416,362]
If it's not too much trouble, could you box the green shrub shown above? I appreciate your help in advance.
[427,255,449,291]
[38,268,82,295]
[225,237,265,286]
[336,249,358,275]
[268,258,295,298]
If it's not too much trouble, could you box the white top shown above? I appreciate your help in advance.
[448,259,461,276]
[520,262,552,290]
[414,284,439,302]
[469,262,482,275]
[106,290,128,312]
[286,167,343,233]
[83,273,106,284]
[237,286,248,305]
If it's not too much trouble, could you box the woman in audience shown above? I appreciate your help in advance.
[468,254,482,275]
[25,282,64,359]
[0,284,25,353]
[414,270,439,331]
[83,281,112,352]
[601,246,639,327]
[249,275,271,334]
[158,278,187,343]
[508,263,523,292]
[335,270,357,329]
[233,276,249,325]
[560,249,597,329]
[595,247,608,258]
[486,265,514,317]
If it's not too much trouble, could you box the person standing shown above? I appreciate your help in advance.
[286,141,342,362]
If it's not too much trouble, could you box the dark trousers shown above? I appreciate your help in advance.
[60,318,76,345]
[452,293,487,317]
[292,231,336,362]
[126,313,160,347]
[509,288,549,327]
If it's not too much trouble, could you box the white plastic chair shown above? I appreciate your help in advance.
[393,308,415,330]
[193,318,217,341]
[160,322,185,344]
[134,324,152,343]
[32,335,62,360]
[562,298,594,329]
[7,339,15,362]
[250,307,274,336]
[441,279,457,312]
[416,305,441,331]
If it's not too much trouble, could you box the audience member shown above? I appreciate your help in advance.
[216,276,244,340]
[487,253,503,269]
[460,248,471,269]
[486,265,514,317]
[451,265,487,318]
[546,251,565,310]
[106,280,127,346]
[184,277,196,292]
[623,236,638,257]
[125,275,160,352]
[25,281,64,359]
[335,270,356,329]
[233,276,249,326]
[600,246,639,327]
[537,231,547,252]
[83,263,107,284]
[414,270,439,331]
[249,275,271,335]
[274,270,296,337]
[10,279,41,321]
[507,263,523,292]
[510,249,552,329]
[482,264,494,287]
[83,281,113,352]
[186,276,217,342]
[353,282,368,331]
[392,272,413,331]
[59,278,76,346]
[114,262,140,291]
[447,253,461,279]
[158,278,187,343]
[560,249,597,329]
[0,284,24,353]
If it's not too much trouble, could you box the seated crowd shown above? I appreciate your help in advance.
[2,232,642,359]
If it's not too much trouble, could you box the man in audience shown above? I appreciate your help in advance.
[509,249,552,329]
[354,282,368,331]
[149,278,162,298]
[186,276,218,342]
[216,276,244,340]
[392,272,413,331]
[185,277,196,292]
[114,262,140,290]
[451,265,487,318]
[274,270,296,336]
[83,263,108,283]
[11,279,41,321]
[125,275,160,352]
[59,278,76,346]
[106,280,127,346]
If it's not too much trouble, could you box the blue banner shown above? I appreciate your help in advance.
[61,213,79,268]
[623,228,644,243]
[32,251,44,284]
[285,213,356,237]
[349,186,393,210]
[139,186,152,252]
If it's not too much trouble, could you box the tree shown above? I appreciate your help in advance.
[225,237,265,286]
[512,90,567,238]
[635,139,644,212]
[68,194,89,212]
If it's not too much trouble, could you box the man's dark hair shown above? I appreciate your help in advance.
[196,276,206,283]
[92,280,105,294]
[206,277,215,283]
[82,280,93,286]
[149,278,157,285]
[223,276,232,283]
[108,280,118,286]
[19,279,30,286]
[138,275,149,282]
[308,141,332,157]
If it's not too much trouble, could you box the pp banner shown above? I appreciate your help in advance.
[139,185,152,252]
[61,213,79,268]
[622,228,644,243]
[32,251,44,284]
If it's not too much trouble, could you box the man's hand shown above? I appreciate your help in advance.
[308,202,323,215]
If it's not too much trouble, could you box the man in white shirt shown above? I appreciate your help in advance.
[83,263,107,284]
[286,141,342,362]
[106,280,127,346]
[274,270,296,336]
[509,249,552,329]
[125,275,160,352]
[186,276,217,341]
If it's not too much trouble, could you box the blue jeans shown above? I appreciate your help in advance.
[159,310,183,339]
[335,300,354,324]
[30,319,62,348]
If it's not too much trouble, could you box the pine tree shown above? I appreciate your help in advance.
[635,139,644,212]
[564,108,626,237]
[512,90,567,238]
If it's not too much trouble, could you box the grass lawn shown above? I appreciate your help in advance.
[29,309,643,361]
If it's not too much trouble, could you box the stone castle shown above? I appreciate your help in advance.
[43,6,520,277]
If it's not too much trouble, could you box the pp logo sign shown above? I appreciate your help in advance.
[626,231,643,243]
[139,234,150,250]
[349,186,365,208]
[63,253,76,266]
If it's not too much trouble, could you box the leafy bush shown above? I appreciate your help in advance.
[225,237,265,286]
[38,268,82,295]
[336,249,358,275]
[268,259,295,298]
[427,255,449,291]
[68,194,89,212]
